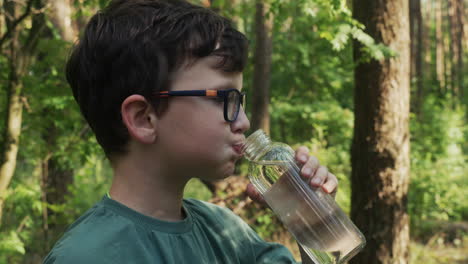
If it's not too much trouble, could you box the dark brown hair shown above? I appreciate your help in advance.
[66,0,248,158]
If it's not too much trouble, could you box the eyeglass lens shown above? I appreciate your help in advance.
[227,91,239,121]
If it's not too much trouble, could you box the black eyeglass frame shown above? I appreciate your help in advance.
[156,89,246,122]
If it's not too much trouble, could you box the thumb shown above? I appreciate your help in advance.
[246,183,267,205]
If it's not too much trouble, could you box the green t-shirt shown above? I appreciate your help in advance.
[43,195,298,263]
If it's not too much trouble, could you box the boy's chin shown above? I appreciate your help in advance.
[194,157,240,182]
[202,165,236,181]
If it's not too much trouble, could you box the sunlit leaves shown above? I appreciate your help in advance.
[0,231,26,255]
[0,0,466,261]
[409,95,468,223]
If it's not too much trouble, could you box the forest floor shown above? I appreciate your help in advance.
[410,239,468,264]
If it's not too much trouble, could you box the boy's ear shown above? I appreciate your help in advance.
[121,95,158,144]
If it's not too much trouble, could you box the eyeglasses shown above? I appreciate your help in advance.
[156,89,246,122]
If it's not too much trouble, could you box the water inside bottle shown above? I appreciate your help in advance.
[249,161,363,264]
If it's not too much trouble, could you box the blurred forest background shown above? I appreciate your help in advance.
[0,0,467,263]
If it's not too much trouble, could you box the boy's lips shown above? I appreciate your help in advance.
[232,143,245,156]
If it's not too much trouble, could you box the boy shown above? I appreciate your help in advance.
[44,0,338,263]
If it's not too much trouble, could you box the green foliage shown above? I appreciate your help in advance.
[0,10,104,263]
[21,38,101,171]
[1,0,467,262]
[0,231,25,256]
[412,96,466,162]
[409,96,468,223]
[73,0,110,18]
[253,211,278,238]
[64,156,112,220]
[270,0,393,59]
[183,178,213,201]
[0,183,43,263]
[270,99,353,147]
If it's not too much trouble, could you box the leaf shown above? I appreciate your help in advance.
[0,231,25,255]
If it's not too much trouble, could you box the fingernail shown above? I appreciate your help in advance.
[311,177,321,186]
[303,168,312,177]
[299,155,307,162]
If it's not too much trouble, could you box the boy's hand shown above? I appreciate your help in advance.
[246,146,338,205]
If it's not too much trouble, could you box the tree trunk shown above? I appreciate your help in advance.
[410,0,424,114]
[251,0,273,134]
[422,1,432,85]
[351,0,411,263]
[443,1,452,96]
[34,3,77,246]
[43,154,74,249]
[435,0,446,94]
[40,156,50,251]
[0,0,34,52]
[40,128,73,251]
[48,0,77,42]
[0,0,46,226]
[410,0,417,78]
[0,0,25,226]
[447,0,464,103]
[456,0,464,102]
[0,48,24,226]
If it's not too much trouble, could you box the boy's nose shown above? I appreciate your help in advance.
[231,106,250,134]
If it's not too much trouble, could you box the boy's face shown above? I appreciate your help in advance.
[156,56,250,181]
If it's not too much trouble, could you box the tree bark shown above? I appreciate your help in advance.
[410,0,424,114]
[351,0,411,263]
[0,42,24,226]
[39,121,74,251]
[251,0,273,134]
[456,0,464,101]
[0,0,25,226]
[40,155,50,251]
[447,0,464,103]
[435,0,446,94]
[0,0,34,51]
[0,0,46,226]
[42,153,74,250]
[410,0,416,77]
[48,0,77,42]
[422,1,432,85]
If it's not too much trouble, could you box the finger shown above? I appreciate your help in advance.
[300,155,319,180]
[295,146,310,164]
[310,165,328,187]
[246,183,266,205]
[321,172,338,194]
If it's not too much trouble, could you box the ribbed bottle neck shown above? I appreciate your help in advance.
[242,130,272,161]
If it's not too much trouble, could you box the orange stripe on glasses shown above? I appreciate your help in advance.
[206,90,217,97]
[158,91,169,98]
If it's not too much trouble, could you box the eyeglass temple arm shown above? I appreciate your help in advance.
[157,90,219,98]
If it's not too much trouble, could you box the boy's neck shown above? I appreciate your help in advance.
[109,153,189,222]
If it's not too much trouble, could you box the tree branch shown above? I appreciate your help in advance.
[0,0,35,50]
[24,0,47,55]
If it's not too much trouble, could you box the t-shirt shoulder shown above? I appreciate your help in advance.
[184,199,255,237]
[183,198,298,264]
[43,200,140,264]
[44,197,298,264]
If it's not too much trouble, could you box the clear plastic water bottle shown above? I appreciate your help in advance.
[243,130,366,264]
